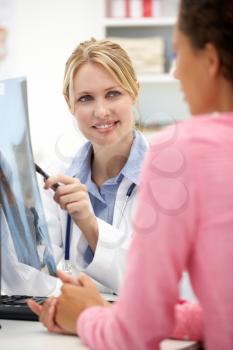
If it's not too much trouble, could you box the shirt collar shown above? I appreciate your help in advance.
[66,142,92,183]
[66,130,148,185]
[120,129,148,185]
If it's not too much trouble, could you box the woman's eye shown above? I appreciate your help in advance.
[106,90,121,98]
[77,95,93,103]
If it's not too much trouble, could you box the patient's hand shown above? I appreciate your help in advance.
[27,297,67,334]
[55,273,110,334]
[27,269,83,334]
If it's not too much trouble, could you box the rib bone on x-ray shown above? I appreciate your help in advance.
[0,77,56,282]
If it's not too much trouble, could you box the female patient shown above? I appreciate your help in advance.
[30,0,233,347]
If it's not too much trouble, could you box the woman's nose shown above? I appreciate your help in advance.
[93,101,110,119]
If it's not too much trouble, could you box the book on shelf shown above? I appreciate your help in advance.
[142,0,152,17]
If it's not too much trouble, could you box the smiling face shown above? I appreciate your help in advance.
[173,27,220,116]
[72,62,135,147]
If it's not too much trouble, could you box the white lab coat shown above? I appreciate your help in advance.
[2,131,148,296]
[42,168,140,294]
[37,131,149,295]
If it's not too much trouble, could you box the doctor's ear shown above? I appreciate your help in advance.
[64,94,74,114]
[64,94,70,108]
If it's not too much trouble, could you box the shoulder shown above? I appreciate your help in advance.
[134,129,149,150]
[149,114,232,158]
[142,114,233,182]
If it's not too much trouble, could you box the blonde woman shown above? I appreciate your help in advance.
[41,38,148,293]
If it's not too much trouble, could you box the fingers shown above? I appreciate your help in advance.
[77,273,96,288]
[58,191,87,211]
[57,270,92,288]
[39,298,63,333]
[55,183,87,198]
[40,298,58,332]
[66,200,91,218]
[28,297,68,335]
[59,272,94,289]
[61,283,81,295]
[44,174,81,190]
[27,299,42,316]
[44,175,89,216]
[56,269,80,285]
[59,277,105,311]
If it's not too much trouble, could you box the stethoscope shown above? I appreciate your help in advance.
[63,182,136,274]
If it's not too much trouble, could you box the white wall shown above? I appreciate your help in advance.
[3,0,104,167]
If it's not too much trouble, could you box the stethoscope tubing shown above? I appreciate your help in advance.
[64,214,72,261]
[64,182,136,262]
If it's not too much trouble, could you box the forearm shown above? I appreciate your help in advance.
[75,213,99,253]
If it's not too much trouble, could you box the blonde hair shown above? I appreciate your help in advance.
[63,38,139,113]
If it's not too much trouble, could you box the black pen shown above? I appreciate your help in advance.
[34,163,59,191]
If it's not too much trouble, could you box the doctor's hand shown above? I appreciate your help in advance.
[45,174,98,252]
[55,273,110,335]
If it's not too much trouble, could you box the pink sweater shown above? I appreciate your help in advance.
[78,113,233,350]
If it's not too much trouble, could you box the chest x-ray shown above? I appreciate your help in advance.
[0,78,56,294]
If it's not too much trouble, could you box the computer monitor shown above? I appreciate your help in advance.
[0,77,57,296]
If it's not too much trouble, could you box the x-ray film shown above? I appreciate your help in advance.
[0,77,56,284]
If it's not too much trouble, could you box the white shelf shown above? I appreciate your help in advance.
[102,3,187,125]
[104,17,176,27]
[138,73,177,84]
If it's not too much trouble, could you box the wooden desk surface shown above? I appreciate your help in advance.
[0,319,200,350]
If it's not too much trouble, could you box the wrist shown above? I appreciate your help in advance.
[77,214,98,252]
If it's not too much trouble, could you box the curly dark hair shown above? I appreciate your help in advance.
[178,0,233,84]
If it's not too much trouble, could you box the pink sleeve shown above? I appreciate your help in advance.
[172,301,203,341]
[77,129,197,350]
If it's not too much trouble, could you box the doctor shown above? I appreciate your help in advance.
[43,38,148,293]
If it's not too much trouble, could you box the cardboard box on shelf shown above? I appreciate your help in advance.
[108,36,165,73]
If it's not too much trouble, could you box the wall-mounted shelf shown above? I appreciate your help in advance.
[139,73,177,84]
[104,17,176,27]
